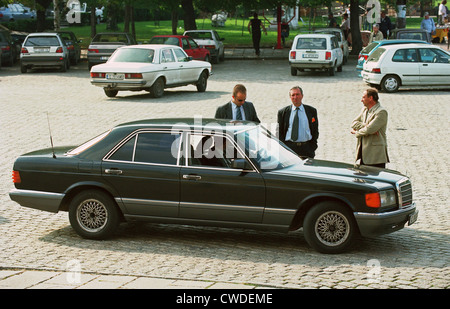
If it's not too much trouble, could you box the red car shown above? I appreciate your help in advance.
[149,35,211,62]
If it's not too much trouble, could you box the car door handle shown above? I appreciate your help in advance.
[183,174,201,181]
[423,64,428,66]
[105,168,123,175]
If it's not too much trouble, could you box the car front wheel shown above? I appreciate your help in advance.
[381,75,400,93]
[303,201,357,254]
[196,71,208,92]
[68,190,121,239]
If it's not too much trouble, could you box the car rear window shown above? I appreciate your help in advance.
[398,32,426,41]
[110,48,154,63]
[149,37,179,46]
[25,36,60,46]
[186,32,212,40]
[296,38,327,50]
[367,47,386,62]
[361,42,379,54]
[93,34,128,43]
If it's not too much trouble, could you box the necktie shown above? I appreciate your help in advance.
[236,106,242,120]
[291,107,299,141]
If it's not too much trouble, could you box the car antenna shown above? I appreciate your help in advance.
[47,112,56,159]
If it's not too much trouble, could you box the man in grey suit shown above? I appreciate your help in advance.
[215,84,260,123]
[351,88,389,168]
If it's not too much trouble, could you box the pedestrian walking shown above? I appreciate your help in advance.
[248,12,267,56]
[351,88,389,168]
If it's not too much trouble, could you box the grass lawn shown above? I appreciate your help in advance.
[67,16,423,49]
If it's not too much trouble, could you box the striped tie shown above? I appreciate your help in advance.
[236,106,242,120]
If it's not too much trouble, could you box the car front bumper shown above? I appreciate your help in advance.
[354,203,418,237]
[9,189,64,213]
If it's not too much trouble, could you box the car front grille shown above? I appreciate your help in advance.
[397,178,413,208]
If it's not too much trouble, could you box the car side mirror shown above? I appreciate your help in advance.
[186,56,192,61]
[231,159,252,170]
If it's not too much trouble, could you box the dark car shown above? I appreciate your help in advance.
[87,32,137,69]
[149,35,211,62]
[51,31,82,65]
[0,29,17,66]
[9,119,418,254]
[389,28,431,43]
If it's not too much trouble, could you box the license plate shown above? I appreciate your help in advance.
[106,74,124,80]
[100,56,109,61]
[35,48,50,53]
[303,53,318,58]
[408,210,418,225]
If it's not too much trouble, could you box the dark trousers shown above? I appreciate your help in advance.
[285,141,315,159]
[252,33,261,55]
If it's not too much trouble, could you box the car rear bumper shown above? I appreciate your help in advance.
[91,79,147,89]
[354,203,418,237]
[362,71,383,85]
[21,56,66,67]
[290,61,334,69]
[9,189,64,213]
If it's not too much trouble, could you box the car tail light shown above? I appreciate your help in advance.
[125,73,143,79]
[0,13,3,18]
[290,51,296,59]
[363,55,368,60]
[90,72,106,78]
[1,45,10,51]
[203,45,215,49]
[371,68,381,74]
[21,47,28,54]
[365,192,381,208]
[56,47,63,53]
[12,171,21,184]
[67,45,74,50]
[325,51,331,60]
[88,49,99,53]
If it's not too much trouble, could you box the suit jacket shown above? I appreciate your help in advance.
[215,101,260,123]
[277,104,319,150]
[351,103,389,165]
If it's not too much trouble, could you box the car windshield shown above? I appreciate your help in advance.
[25,36,60,46]
[296,38,327,50]
[361,42,379,54]
[109,48,155,63]
[67,130,111,155]
[149,37,179,46]
[367,47,386,62]
[235,126,302,171]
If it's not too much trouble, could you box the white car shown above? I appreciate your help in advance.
[362,43,450,92]
[183,30,225,64]
[314,28,349,64]
[289,33,343,76]
[90,44,212,98]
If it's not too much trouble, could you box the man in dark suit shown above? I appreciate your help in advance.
[215,84,260,123]
[277,86,319,158]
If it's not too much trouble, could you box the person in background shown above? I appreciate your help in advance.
[438,0,448,25]
[328,13,337,28]
[248,12,267,56]
[341,13,350,41]
[420,12,436,37]
[379,11,394,38]
[281,19,290,46]
[369,24,384,43]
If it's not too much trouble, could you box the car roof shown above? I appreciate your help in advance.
[27,32,60,37]
[376,39,429,45]
[294,33,335,38]
[184,30,213,33]
[152,35,186,38]
[380,43,442,50]
[119,44,183,50]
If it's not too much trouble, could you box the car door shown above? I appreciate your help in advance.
[172,48,197,83]
[102,130,182,218]
[418,47,450,85]
[331,36,343,66]
[160,47,180,84]
[187,37,202,60]
[181,37,195,59]
[179,132,265,223]
[390,48,420,85]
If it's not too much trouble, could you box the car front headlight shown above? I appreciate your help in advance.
[365,189,397,209]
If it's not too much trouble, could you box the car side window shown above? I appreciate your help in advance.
[181,38,189,49]
[188,38,199,48]
[161,49,175,63]
[108,132,181,165]
[173,48,188,61]
[419,48,450,63]
[392,48,418,62]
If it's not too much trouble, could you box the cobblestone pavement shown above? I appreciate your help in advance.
[0,57,448,289]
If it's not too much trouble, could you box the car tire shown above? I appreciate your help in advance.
[104,88,118,97]
[381,75,400,93]
[290,67,297,76]
[303,201,357,254]
[68,190,121,240]
[337,64,343,72]
[328,64,336,76]
[196,71,208,92]
[60,59,68,72]
[150,77,165,98]
[20,64,27,73]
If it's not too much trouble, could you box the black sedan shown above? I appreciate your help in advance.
[9,119,418,253]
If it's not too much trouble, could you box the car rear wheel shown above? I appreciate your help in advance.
[303,201,357,254]
[290,67,297,76]
[328,64,336,76]
[68,190,121,239]
[381,75,400,93]
[20,65,27,73]
[196,71,208,92]
[104,88,118,97]
[150,77,165,98]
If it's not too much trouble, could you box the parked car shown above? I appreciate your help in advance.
[0,7,13,22]
[289,33,343,76]
[0,29,17,66]
[183,30,225,64]
[90,44,211,98]
[9,118,418,254]
[87,32,137,69]
[3,3,35,21]
[389,29,431,43]
[362,43,450,92]
[149,35,211,62]
[356,39,430,76]
[20,32,70,73]
[314,28,349,64]
[51,31,82,65]
[10,31,28,61]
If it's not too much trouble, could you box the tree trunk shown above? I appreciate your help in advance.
[171,9,178,34]
[181,0,197,30]
[90,1,97,38]
[349,0,362,54]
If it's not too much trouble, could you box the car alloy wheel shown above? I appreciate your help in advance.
[303,201,356,254]
[69,190,120,239]
[381,75,400,93]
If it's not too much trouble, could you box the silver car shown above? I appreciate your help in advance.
[183,30,225,64]
[20,32,70,73]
